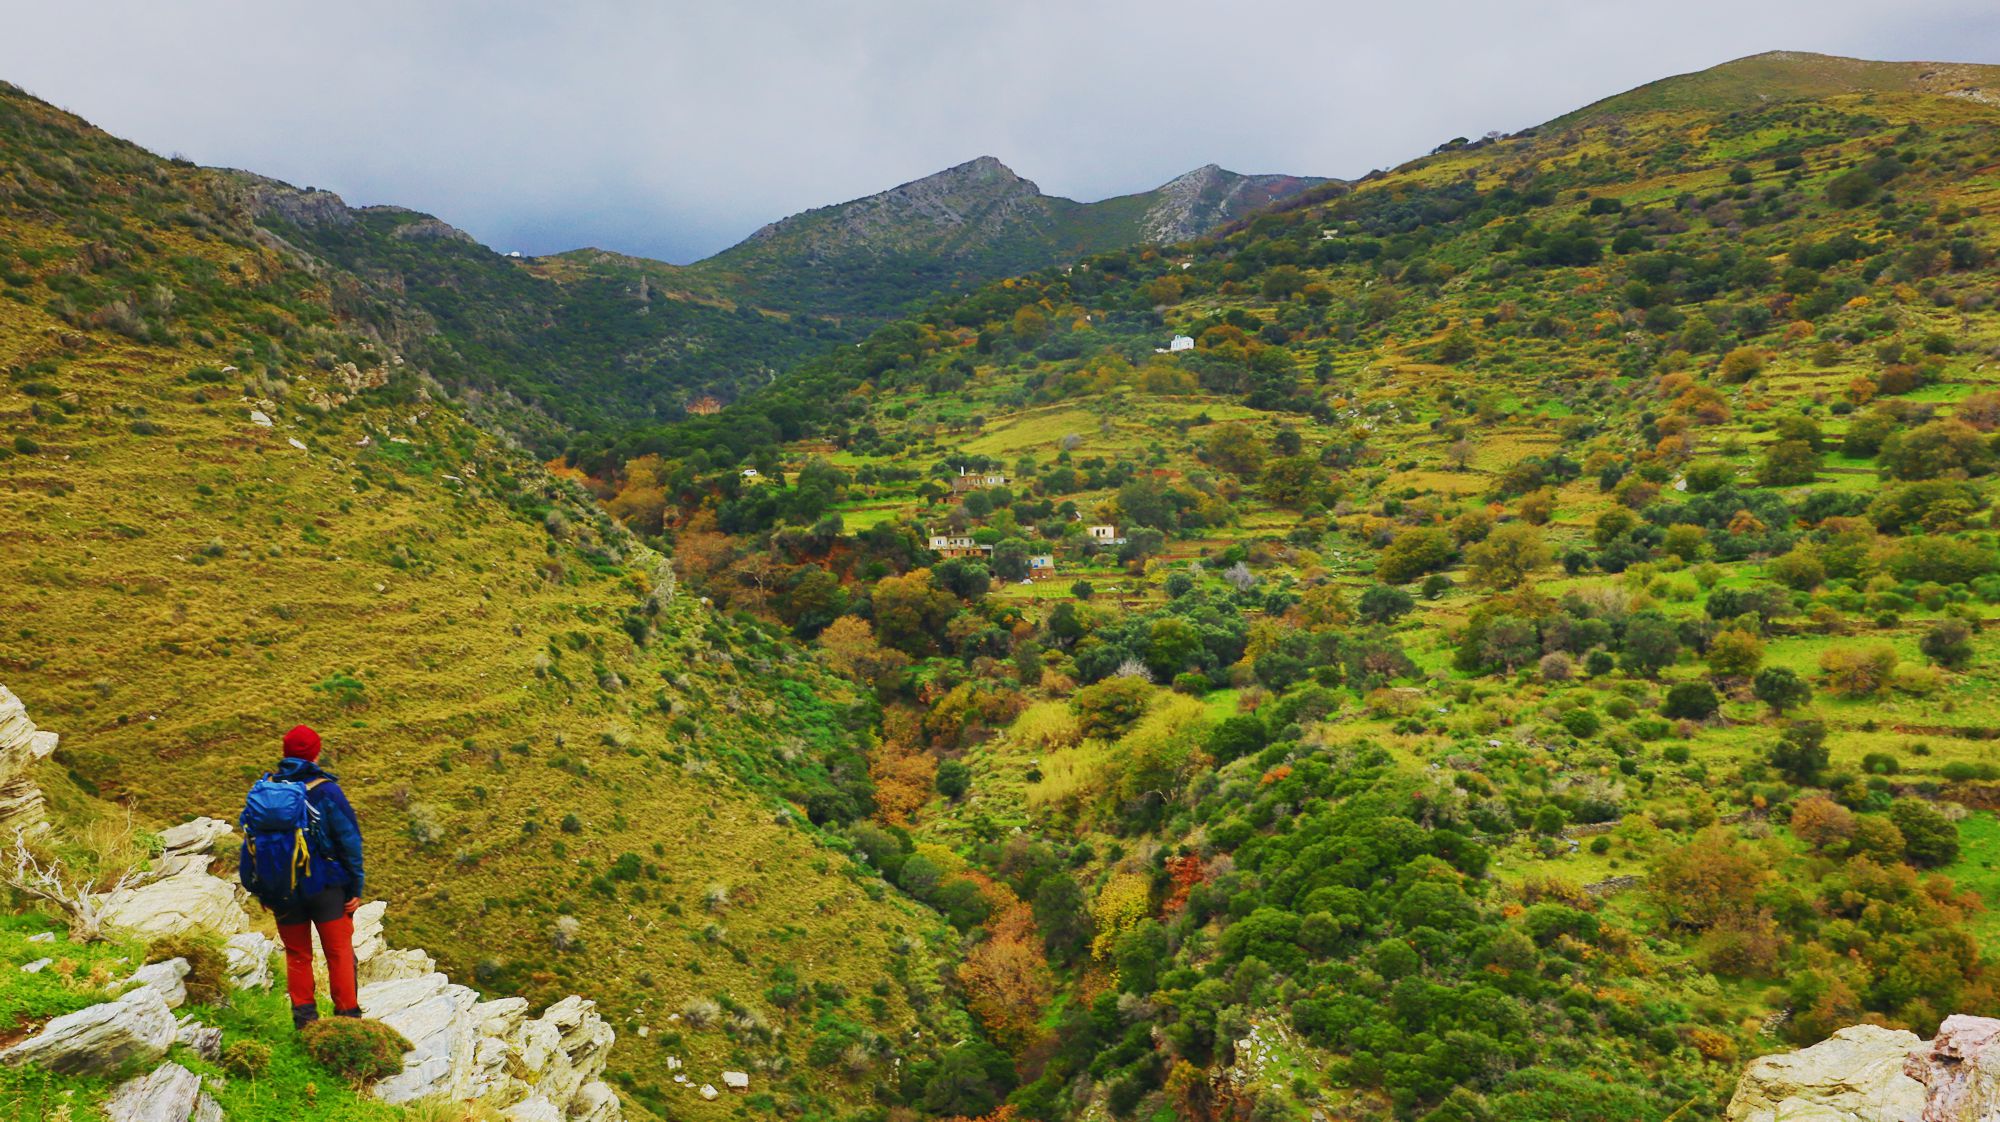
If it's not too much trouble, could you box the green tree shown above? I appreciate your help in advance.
[1465,523,1550,589]
[1769,721,1830,785]
[1378,528,1455,584]
[1753,667,1813,714]
[1890,799,1960,867]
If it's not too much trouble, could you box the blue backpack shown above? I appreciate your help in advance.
[238,774,339,907]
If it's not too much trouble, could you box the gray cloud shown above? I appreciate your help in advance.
[3,0,1996,262]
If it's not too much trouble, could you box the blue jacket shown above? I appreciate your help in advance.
[271,758,366,900]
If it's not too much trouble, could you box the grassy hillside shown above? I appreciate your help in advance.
[594,54,2000,1120]
[1551,50,2000,124]
[0,81,969,1120]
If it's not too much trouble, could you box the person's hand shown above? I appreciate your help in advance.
[344,898,361,916]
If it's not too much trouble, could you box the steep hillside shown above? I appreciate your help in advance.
[0,80,969,1119]
[684,157,1324,319]
[600,52,2000,1120]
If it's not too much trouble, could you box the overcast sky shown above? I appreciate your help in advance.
[3,1,1997,263]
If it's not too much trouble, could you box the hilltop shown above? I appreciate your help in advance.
[686,156,1324,318]
[1550,50,2000,125]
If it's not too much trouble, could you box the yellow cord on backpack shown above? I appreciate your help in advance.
[291,828,311,894]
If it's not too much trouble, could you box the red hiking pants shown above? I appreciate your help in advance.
[276,888,358,1012]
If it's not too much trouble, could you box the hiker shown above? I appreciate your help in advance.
[237,724,366,1029]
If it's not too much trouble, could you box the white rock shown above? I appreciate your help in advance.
[103,1060,201,1122]
[349,900,389,962]
[95,871,250,941]
[113,958,190,1009]
[0,987,177,1074]
[21,958,51,973]
[249,410,273,427]
[224,932,275,989]
[571,1080,621,1121]
[288,437,307,451]
[157,818,233,857]
[1727,1024,1926,1122]
[501,1098,563,1122]
[26,931,55,943]
[0,685,59,835]
[193,1092,222,1122]
[175,1015,221,1061]
[723,1070,749,1091]
[700,1084,718,1100]
[360,972,480,1104]
[357,945,435,986]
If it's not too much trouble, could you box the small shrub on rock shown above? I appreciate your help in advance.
[146,931,228,1006]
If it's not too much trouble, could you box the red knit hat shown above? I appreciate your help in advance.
[282,725,322,761]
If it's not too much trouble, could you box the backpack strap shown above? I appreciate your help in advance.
[304,778,328,790]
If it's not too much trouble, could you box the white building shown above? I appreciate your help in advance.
[1168,335,1195,352]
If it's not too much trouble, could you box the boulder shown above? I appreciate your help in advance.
[224,931,275,989]
[21,958,51,973]
[95,871,250,941]
[112,958,190,1009]
[0,987,177,1074]
[502,1098,563,1122]
[723,1069,750,1091]
[700,1084,718,1101]
[571,1080,621,1121]
[175,1016,221,1062]
[1727,1024,1928,1122]
[1905,1014,2000,1121]
[103,1061,201,1122]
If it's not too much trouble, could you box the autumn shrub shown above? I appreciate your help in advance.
[1819,645,1898,698]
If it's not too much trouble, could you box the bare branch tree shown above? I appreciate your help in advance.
[1,826,142,942]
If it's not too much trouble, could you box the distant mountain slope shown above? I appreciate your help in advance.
[230,154,1319,457]
[683,156,1325,318]
[1549,50,2000,125]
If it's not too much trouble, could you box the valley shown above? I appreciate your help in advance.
[7,45,2000,1122]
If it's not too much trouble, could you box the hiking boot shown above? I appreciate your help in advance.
[335,1007,362,1018]
[292,1002,320,1030]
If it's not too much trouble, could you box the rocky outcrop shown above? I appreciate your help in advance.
[0,986,178,1074]
[0,684,59,835]
[1138,164,1329,244]
[1728,1024,1925,1121]
[1906,1015,2000,1122]
[1730,1017,2000,1122]
[94,869,251,941]
[358,968,618,1116]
